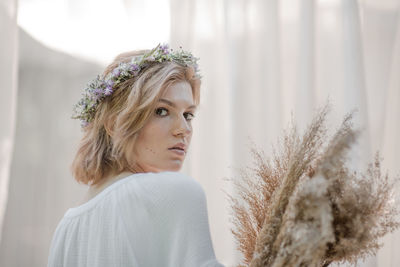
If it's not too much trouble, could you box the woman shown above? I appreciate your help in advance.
[47,44,224,267]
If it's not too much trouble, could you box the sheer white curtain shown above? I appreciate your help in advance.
[1,0,399,266]
[171,0,400,266]
[0,1,169,266]
[0,0,18,243]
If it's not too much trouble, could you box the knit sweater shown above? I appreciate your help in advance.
[47,171,224,267]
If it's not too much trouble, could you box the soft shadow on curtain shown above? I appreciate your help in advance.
[0,0,171,266]
[170,0,400,266]
[0,0,18,243]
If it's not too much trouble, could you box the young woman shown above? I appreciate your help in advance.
[47,44,224,267]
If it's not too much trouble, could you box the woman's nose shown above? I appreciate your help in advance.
[173,115,191,137]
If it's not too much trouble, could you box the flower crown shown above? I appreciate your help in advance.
[71,44,200,128]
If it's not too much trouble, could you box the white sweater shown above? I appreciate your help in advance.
[47,171,224,267]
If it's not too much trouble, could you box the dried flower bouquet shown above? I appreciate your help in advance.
[227,103,399,267]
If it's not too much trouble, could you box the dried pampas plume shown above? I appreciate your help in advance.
[226,102,400,267]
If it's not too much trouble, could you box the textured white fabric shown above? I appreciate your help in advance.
[0,0,18,244]
[47,171,224,267]
[170,1,400,265]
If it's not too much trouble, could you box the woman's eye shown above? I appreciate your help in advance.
[155,107,168,116]
[184,112,195,121]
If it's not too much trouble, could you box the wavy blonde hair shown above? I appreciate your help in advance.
[71,50,201,185]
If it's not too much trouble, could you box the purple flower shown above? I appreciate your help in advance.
[130,63,139,71]
[106,80,114,87]
[104,86,113,96]
[112,69,120,77]
[94,88,103,95]
[81,120,89,127]
[160,44,170,54]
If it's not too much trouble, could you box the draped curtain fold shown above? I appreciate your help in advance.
[1,0,399,266]
[170,0,400,266]
[0,0,18,244]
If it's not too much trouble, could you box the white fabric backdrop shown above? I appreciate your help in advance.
[0,0,18,243]
[170,0,400,266]
[1,0,399,266]
[0,28,104,266]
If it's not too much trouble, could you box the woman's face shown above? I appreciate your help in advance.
[132,81,197,173]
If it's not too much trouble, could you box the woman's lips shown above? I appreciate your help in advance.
[169,148,185,156]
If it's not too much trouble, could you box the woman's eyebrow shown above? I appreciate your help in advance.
[159,98,197,110]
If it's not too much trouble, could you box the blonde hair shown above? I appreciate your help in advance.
[70,50,201,185]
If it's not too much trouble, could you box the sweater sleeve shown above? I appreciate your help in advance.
[116,171,225,267]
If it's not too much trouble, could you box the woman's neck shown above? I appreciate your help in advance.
[81,171,136,204]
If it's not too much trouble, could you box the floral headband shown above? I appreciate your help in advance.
[71,44,200,128]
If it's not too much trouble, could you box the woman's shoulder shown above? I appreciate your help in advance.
[124,171,198,186]
[148,170,194,180]
[117,171,208,222]
[63,171,203,218]
[119,171,206,208]
[144,171,204,192]
[125,171,204,195]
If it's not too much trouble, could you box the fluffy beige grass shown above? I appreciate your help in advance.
[227,103,399,267]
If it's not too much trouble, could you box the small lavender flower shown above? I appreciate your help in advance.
[104,86,113,96]
[160,44,170,54]
[81,120,89,128]
[94,88,103,95]
[130,63,139,72]
[106,80,114,87]
[112,68,120,77]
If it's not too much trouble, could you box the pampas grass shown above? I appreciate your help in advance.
[227,103,400,267]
